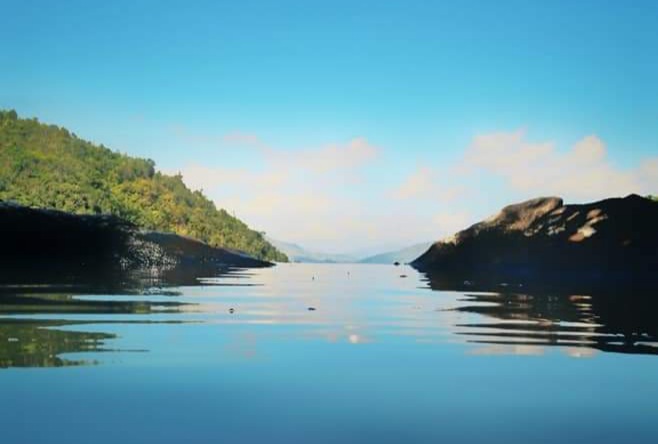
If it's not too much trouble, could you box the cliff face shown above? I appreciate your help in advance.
[411,195,658,287]
[0,202,272,283]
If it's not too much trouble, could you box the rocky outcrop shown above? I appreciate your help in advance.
[411,195,658,287]
[0,202,272,283]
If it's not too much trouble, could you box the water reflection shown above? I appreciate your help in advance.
[423,274,658,356]
[0,289,188,315]
[1,264,657,369]
[0,319,114,368]
[0,276,200,368]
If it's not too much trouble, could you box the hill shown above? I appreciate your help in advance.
[412,195,658,287]
[359,242,432,264]
[0,110,286,262]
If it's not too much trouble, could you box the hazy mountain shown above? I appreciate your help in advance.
[268,238,359,263]
[360,242,432,264]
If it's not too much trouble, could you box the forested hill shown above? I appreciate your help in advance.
[0,110,287,262]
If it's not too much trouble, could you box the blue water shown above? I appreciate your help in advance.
[1,264,657,443]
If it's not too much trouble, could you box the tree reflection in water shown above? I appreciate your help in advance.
[0,319,114,368]
[0,276,197,369]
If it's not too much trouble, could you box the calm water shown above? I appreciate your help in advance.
[1,263,657,443]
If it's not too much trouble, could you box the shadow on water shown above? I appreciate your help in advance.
[422,271,658,355]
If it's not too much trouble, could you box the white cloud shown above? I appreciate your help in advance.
[391,166,466,202]
[222,131,264,147]
[173,126,658,252]
[387,129,658,243]
[640,158,658,190]
[462,130,656,201]
[175,135,384,251]
[176,164,286,192]
[432,212,472,235]
[392,167,434,199]
[264,137,379,173]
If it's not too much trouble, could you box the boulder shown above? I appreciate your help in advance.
[411,195,658,288]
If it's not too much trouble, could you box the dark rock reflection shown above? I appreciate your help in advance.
[424,272,658,355]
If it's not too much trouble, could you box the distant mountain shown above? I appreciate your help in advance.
[360,242,432,264]
[268,238,359,263]
[412,195,658,288]
[0,110,286,262]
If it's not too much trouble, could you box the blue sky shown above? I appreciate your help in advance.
[2,1,657,253]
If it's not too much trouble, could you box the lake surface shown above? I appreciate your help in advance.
[1,263,657,443]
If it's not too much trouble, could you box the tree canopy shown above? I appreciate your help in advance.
[0,110,287,262]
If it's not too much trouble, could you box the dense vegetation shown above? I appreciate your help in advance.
[0,110,287,262]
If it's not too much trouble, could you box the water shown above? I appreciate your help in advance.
[1,263,657,443]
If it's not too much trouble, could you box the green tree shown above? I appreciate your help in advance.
[0,110,287,262]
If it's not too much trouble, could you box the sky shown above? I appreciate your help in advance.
[2,0,657,254]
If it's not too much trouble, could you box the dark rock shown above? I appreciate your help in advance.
[0,202,273,284]
[411,195,658,287]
